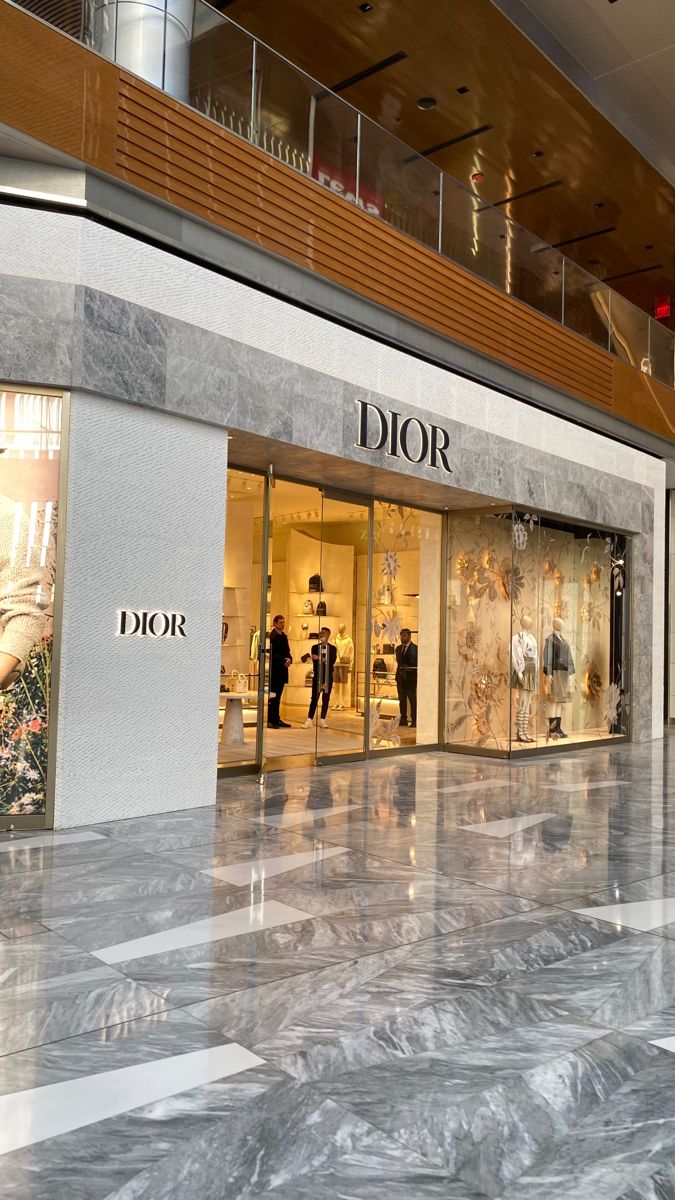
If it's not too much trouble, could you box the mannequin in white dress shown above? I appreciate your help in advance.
[333,623,354,710]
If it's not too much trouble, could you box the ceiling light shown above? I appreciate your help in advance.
[532,150,544,158]
[471,171,484,182]
[417,96,437,110]
[594,201,604,209]
[357,2,373,10]
[457,85,470,95]
[645,244,654,250]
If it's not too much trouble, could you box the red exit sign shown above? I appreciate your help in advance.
[655,295,671,320]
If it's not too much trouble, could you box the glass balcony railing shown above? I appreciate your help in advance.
[15,0,675,390]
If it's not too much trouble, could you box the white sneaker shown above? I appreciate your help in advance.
[319,718,327,728]
[303,718,312,728]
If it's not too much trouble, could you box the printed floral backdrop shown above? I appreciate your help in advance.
[0,390,60,818]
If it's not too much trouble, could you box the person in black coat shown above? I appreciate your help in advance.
[267,614,292,728]
[302,627,338,726]
[395,628,418,727]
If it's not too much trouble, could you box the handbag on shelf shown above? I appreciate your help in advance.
[372,657,387,679]
[308,574,324,593]
[230,670,248,693]
[315,601,327,616]
[303,599,314,615]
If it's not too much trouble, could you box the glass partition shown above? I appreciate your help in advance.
[610,291,650,371]
[563,261,611,351]
[189,3,253,136]
[649,319,675,388]
[359,118,441,249]
[446,507,629,755]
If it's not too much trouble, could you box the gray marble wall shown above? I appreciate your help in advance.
[0,271,661,746]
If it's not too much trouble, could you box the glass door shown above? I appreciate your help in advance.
[314,489,370,763]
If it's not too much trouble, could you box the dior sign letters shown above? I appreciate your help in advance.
[355,399,453,473]
[117,610,187,638]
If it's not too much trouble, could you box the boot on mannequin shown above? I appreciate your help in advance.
[543,617,575,741]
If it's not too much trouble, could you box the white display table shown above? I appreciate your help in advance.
[219,691,270,747]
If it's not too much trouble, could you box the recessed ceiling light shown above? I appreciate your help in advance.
[357,2,373,10]
[532,150,544,158]
[594,201,604,209]
[457,85,470,95]
[417,96,437,110]
[471,171,484,183]
[645,244,654,250]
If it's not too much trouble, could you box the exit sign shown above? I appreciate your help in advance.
[655,295,671,320]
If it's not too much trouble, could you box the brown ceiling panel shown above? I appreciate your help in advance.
[217,0,675,326]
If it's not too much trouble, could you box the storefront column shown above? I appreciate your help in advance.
[52,392,228,827]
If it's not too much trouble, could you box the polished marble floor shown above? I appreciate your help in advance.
[4,737,675,1196]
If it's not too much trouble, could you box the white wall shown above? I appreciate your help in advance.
[53,392,228,826]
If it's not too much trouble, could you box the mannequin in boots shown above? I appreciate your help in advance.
[543,617,575,741]
[301,628,337,728]
[333,623,354,710]
[511,614,538,743]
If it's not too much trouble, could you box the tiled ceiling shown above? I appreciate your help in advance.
[214,0,675,328]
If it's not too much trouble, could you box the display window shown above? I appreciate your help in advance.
[0,389,62,817]
[446,507,629,755]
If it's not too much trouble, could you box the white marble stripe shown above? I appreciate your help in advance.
[202,845,349,886]
[651,1036,675,1053]
[573,896,675,932]
[261,803,361,827]
[92,899,314,964]
[0,831,106,854]
[0,1042,263,1155]
[460,813,558,838]
[438,781,511,795]
[547,781,630,792]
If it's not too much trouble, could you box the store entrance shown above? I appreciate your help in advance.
[263,480,370,769]
[217,467,444,774]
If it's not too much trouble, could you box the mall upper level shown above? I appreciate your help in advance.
[1,0,675,445]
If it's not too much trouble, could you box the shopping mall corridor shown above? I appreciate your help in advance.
[4,738,675,1197]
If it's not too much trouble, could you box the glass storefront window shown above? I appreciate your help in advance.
[446,507,629,755]
[368,502,442,750]
[0,389,61,817]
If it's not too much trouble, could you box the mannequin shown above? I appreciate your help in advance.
[333,623,354,710]
[543,616,575,740]
[510,614,538,743]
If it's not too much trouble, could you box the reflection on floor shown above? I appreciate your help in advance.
[218,704,419,765]
[5,735,675,1195]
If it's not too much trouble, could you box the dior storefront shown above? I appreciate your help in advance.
[0,204,665,829]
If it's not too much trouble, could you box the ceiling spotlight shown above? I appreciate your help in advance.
[417,96,437,110]
[645,243,654,250]
[594,201,604,209]
[357,2,373,10]
[471,170,484,183]
[457,85,470,95]
[532,150,544,158]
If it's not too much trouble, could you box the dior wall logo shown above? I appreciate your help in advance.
[355,400,452,473]
[117,610,187,638]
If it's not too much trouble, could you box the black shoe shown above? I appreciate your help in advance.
[400,721,408,727]
[267,722,280,729]
[277,720,292,728]
[409,722,416,728]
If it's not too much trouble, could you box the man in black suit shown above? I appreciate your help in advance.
[395,628,418,728]
[302,627,338,727]
[267,614,292,728]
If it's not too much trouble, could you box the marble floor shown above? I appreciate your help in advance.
[4,737,675,1196]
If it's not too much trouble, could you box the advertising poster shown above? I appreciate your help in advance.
[0,390,61,817]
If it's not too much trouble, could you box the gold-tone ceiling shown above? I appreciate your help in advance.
[214,0,675,327]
